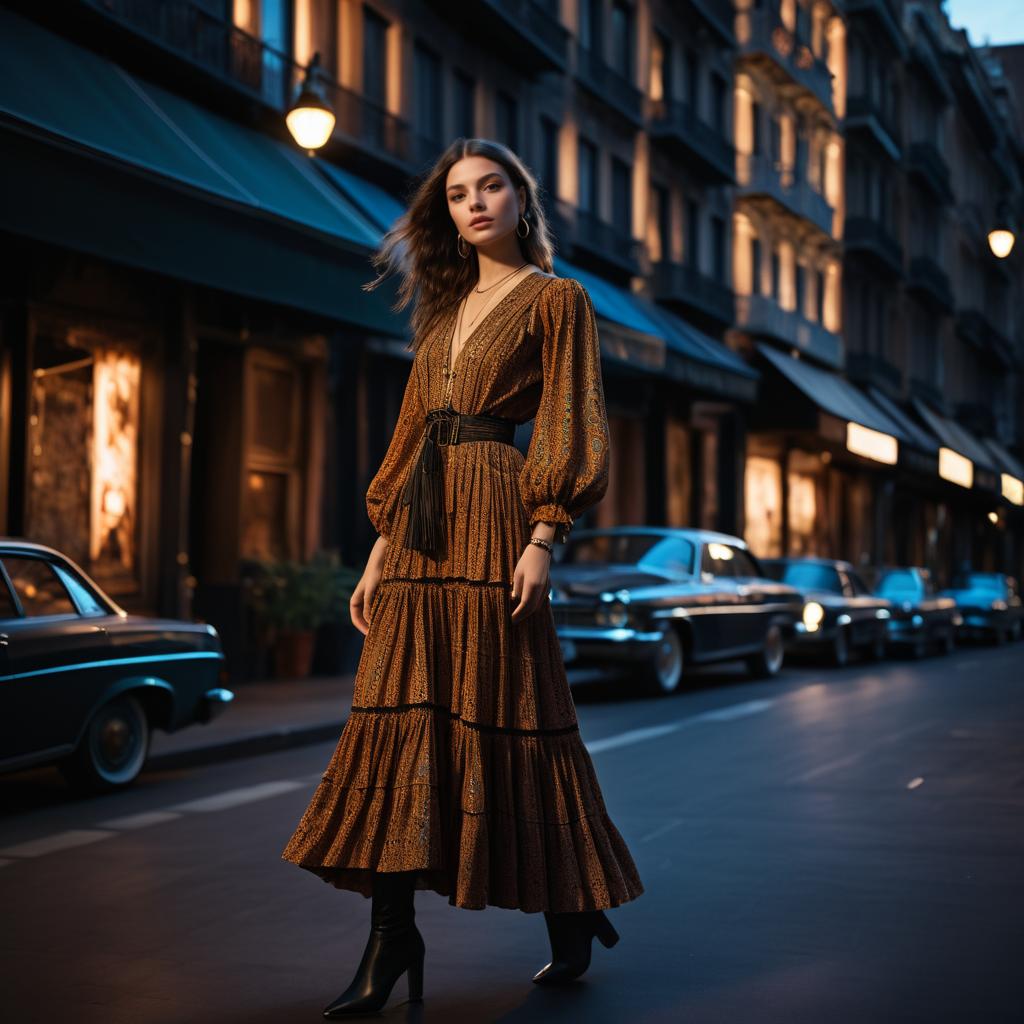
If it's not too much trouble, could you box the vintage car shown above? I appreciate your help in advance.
[871,566,961,657]
[547,527,804,695]
[759,557,892,666]
[0,539,231,792]
[939,572,1023,644]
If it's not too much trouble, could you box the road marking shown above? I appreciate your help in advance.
[639,818,685,844]
[907,777,924,790]
[0,829,114,858]
[586,698,776,755]
[98,811,183,830]
[790,720,939,784]
[170,779,306,813]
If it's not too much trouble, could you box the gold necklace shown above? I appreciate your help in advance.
[473,261,529,294]
[442,265,531,408]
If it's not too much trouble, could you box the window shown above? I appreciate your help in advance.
[414,43,442,145]
[711,215,726,282]
[578,137,598,214]
[686,198,700,267]
[0,570,17,619]
[711,73,726,133]
[796,264,806,316]
[751,101,762,154]
[701,543,736,578]
[685,48,700,110]
[540,116,559,199]
[651,183,671,262]
[362,6,388,105]
[611,157,632,235]
[580,0,602,52]
[496,91,518,151]
[770,116,782,167]
[779,563,842,593]
[52,564,107,616]
[611,1,633,81]
[2,557,76,617]
[815,268,825,322]
[771,247,780,299]
[453,70,475,137]
[751,237,763,294]
[638,537,696,575]
[729,548,761,578]
[651,30,672,102]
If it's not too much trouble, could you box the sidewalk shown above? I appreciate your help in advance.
[146,673,356,771]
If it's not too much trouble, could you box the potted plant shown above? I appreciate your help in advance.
[242,550,360,679]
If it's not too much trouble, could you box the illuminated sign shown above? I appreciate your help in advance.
[1002,473,1024,506]
[845,422,898,465]
[939,447,973,489]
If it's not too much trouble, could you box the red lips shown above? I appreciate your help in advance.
[469,217,493,227]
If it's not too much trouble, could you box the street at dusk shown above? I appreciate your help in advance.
[3,648,1022,1023]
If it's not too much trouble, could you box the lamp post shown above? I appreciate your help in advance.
[988,199,1016,259]
[286,52,335,154]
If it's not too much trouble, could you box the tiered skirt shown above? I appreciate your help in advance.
[280,439,644,912]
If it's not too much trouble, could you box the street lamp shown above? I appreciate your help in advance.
[988,200,1016,259]
[286,52,335,153]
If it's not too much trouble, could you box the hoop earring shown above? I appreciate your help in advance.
[516,215,530,239]
[457,234,471,259]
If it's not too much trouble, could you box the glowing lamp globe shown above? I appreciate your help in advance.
[286,91,335,151]
[987,227,1015,259]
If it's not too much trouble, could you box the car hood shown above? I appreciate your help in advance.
[549,564,675,597]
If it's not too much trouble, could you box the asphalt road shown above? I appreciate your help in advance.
[1,643,1022,1023]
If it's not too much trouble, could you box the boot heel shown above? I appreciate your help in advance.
[593,911,619,949]
[407,952,424,1002]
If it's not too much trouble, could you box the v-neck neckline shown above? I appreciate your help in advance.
[446,269,548,379]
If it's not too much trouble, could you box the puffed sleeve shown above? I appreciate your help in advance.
[365,358,425,540]
[518,277,610,543]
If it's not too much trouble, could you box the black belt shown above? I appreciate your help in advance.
[400,408,517,557]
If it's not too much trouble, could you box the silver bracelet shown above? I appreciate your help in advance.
[528,536,553,555]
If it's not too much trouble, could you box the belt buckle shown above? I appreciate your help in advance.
[429,410,459,446]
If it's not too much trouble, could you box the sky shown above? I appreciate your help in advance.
[943,0,1024,47]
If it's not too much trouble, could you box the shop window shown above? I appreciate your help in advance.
[241,349,303,561]
[744,454,782,557]
[665,416,692,528]
[27,328,141,595]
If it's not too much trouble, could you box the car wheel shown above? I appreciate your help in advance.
[60,694,150,793]
[831,627,851,667]
[747,624,785,678]
[641,626,685,696]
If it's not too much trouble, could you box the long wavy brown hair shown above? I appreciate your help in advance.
[362,138,557,350]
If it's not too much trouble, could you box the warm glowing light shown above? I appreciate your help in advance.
[938,447,973,489]
[987,511,999,524]
[846,422,898,465]
[707,543,735,560]
[988,228,1015,259]
[1002,473,1024,506]
[803,601,825,632]
[286,104,335,151]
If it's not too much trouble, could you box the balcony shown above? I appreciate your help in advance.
[956,309,1015,369]
[551,200,642,279]
[736,293,843,369]
[906,141,953,204]
[77,0,420,175]
[424,0,569,73]
[652,261,735,330]
[844,216,904,275]
[845,94,901,161]
[846,351,903,398]
[737,154,834,237]
[574,43,644,126]
[735,7,834,115]
[906,257,953,312]
[648,99,735,184]
[843,0,908,59]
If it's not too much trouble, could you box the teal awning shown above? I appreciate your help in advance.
[0,8,399,333]
[315,160,407,235]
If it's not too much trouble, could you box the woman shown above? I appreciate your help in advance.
[281,138,644,1017]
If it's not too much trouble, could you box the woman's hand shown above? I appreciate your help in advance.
[510,544,552,624]
[350,536,388,636]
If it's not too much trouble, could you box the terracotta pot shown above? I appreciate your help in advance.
[273,629,316,679]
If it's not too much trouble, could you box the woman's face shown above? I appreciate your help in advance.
[445,156,524,250]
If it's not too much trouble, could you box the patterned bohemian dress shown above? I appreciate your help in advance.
[281,272,645,913]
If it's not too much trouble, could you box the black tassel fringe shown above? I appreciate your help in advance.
[400,433,445,558]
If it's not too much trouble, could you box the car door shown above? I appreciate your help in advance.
[728,546,769,648]
[694,542,741,657]
[0,553,111,763]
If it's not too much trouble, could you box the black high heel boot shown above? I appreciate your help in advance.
[532,909,620,985]
[322,870,425,1017]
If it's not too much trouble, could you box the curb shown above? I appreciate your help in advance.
[145,718,348,773]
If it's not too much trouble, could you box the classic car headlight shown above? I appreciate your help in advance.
[596,601,630,628]
[802,601,825,632]
[911,614,924,627]
[991,600,1008,611]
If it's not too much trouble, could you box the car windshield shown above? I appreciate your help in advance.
[778,563,842,593]
[563,533,695,574]
[876,570,921,599]
[964,573,1005,595]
